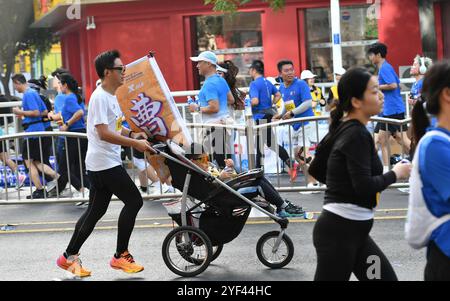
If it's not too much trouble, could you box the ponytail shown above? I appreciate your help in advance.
[38,75,48,90]
[411,60,450,156]
[329,67,372,132]
[59,73,83,105]
[329,102,344,132]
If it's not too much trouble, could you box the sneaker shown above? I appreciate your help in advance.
[276,209,290,218]
[26,189,46,199]
[56,254,91,278]
[163,185,176,194]
[17,174,26,189]
[46,179,58,192]
[284,200,305,215]
[398,187,410,193]
[110,251,144,274]
[288,162,299,182]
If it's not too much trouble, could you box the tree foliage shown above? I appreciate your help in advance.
[204,0,286,13]
[0,0,57,97]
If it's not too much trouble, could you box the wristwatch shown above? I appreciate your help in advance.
[289,111,294,118]
[197,106,201,112]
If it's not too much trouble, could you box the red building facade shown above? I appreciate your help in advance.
[37,0,447,100]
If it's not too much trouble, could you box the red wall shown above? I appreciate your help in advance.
[58,0,424,101]
[378,0,423,70]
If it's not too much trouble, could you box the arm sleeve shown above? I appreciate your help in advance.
[91,96,109,126]
[292,100,312,115]
[422,138,450,202]
[300,81,313,102]
[342,131,397,197]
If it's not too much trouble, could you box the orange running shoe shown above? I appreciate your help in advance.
[288,161,299,182]
[110,251,144,274]
[56,254,91,278]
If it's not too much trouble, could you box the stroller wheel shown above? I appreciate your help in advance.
[256,231,294,269]
[162,226,213,277]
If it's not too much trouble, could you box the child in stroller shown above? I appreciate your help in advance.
[186,143,305,218]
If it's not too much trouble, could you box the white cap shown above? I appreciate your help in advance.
[334,67,346,76]
[190,51,228,73]
[300,70,317,80]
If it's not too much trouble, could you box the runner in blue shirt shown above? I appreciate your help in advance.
[248,60,295,171]
[274,60,318,187]
[12,74,59,199]
[410,61,450,281]
[50,73,90,199]
[368,43,411,168]
[188,51,235,169]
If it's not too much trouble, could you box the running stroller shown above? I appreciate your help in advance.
[152,141,294,277]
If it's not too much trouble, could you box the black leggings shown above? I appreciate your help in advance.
[66,166,143,255]
[425,241,450,281]
[255,117,291,168]
[313,210,398,281]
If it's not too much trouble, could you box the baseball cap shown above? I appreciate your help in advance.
[300,70,317,80]
[190,51,228,73]
[334,67,346,76]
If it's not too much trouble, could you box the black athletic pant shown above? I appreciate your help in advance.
[255,117,291,168]
[66,166,143,255]
[57,130,89,192]
[313,209,398,281]
[257,177,284,208]
[204,126,231,169]
[425,241,450,281]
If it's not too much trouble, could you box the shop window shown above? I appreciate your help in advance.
[305,6,379,81]
[193,12,263,87]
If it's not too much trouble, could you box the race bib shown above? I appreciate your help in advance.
[285,100,295,112]
[115,116,123,132]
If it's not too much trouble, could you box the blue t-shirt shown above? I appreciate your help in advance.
[378,61,405,116]
[419,127,450,258]
[410,78,424,100]
[279,78,314,130]
[61,93,85,131]
[54,93,66,114]
[198,74,230,123]
[22,88,46,132]
[249,77,278,120]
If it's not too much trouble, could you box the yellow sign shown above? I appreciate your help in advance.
[34,0,64,22]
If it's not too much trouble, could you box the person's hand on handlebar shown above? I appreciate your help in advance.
[131,131,148,140]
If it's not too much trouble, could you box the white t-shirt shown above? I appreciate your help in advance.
[323,203,374,221]
[85,86,124,172]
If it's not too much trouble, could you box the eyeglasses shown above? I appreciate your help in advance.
[108,66,126,73]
